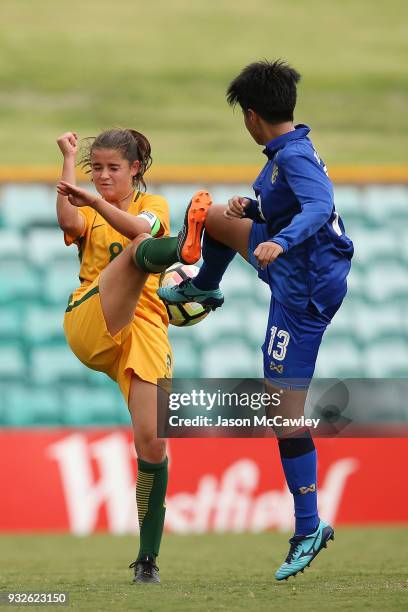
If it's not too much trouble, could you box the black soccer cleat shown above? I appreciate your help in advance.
[129,554,160,584]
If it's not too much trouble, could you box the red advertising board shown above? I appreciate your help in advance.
[1,430,407,533]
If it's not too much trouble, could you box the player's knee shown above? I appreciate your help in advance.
[128,232,152,261]
[205,204,227,233]
[207,204,225,221]
[134,436,166,463]
[131,232,151,250]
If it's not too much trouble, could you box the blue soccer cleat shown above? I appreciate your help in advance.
[157,278,224,311]
[275,519,334,581]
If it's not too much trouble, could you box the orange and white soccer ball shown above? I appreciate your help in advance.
[159,263,211,327]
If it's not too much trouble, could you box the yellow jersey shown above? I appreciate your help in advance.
[64,190,170,330]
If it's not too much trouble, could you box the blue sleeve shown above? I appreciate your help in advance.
[243,198,266,223]
[271,150,333,252]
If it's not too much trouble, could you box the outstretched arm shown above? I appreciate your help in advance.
[56,181,152,240]
[56,132,85,238]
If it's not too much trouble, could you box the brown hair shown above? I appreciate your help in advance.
[80,128,152,190]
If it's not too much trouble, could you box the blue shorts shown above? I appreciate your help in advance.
[248,225,341,388]
[260,296,340,388]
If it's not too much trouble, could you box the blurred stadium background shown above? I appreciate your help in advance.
[1,1,408,608]
[1,0,407,425]
[1,178,408,426]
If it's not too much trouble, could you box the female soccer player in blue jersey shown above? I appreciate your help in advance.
[140,59,354,581]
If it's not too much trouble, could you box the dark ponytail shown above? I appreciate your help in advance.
[126,129,152,190]
[80,128,153,191]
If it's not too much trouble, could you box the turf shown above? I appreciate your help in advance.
[1,529,408,611]
[0,0,407,165]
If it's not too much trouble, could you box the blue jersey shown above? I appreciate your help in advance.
[245,124,353,312]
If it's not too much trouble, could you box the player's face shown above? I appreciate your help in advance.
[90,148,140,203]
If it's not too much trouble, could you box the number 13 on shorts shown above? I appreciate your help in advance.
[267,326,290,361]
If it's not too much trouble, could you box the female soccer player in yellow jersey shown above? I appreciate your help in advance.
[56,129,211,584]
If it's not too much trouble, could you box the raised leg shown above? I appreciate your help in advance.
[204,205,253,261]
[98,233,151,337]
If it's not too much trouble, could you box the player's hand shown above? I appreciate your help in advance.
[224,196,251,219]
[57,181,98,207]
[57,132,78,158]
[253,241,284,269]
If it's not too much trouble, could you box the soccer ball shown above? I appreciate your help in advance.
[159,263,211,327]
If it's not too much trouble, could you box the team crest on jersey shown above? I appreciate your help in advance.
[271,164,279,184]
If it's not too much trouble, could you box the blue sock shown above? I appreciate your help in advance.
[193,232,236,290]
[278,432,319,536]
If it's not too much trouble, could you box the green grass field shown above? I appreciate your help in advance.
[1,529,408,611]
[0,0,407,165]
